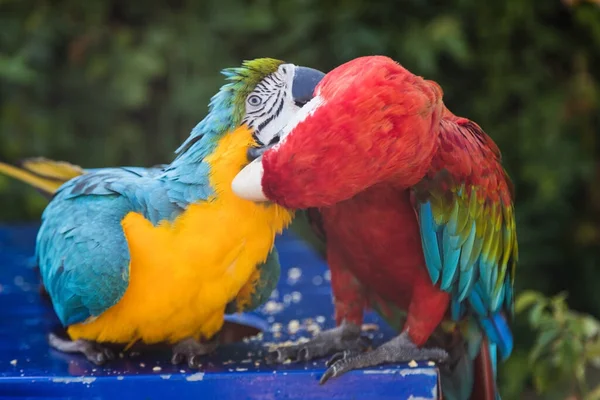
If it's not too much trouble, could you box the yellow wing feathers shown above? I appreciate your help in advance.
[0,157,84,196]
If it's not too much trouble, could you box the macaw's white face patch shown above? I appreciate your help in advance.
[232,94,326,203]
[243,64,299,149]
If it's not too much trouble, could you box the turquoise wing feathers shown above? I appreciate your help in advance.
[414,118,518,361]
[36,166,209,326]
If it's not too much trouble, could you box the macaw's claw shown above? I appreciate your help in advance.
[171,336,219,369]
[319,331,449,384]
[266,322,370,364]
[48,333,115,365]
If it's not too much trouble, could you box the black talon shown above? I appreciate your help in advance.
[264,322,366,365]
[171,353,183,365]
[320,365,337,385]
[48,332,115,366]
[319,332,449,385]
[171,336,219,368]
[298,348,309,361]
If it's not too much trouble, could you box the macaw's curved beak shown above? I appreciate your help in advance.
[246,65,325,163]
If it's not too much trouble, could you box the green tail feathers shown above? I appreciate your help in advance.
[0,157,85,197]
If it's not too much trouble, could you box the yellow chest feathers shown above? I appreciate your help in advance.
[67,126,293,345]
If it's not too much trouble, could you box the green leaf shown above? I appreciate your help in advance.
[515,290,545,313]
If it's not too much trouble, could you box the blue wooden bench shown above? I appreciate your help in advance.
[0,224,440,399]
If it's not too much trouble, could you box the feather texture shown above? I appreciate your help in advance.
[414,115,517,361]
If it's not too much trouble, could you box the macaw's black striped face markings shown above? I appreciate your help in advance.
[243,64,325,149]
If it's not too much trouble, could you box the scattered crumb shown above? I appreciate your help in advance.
[291,291,302,303]
[152,366,162,372]
[117,376,124,381]
[306,321,321,335]
[273,332,281,339]
[139,363,146,368]
[236,368,248,372]
[160,375,171,380]
[186,372,205,382]
[283,359,291,364]
[287,320,300,334]
[287,267,302,281]
[361,324,379,332]
[263,300,284,314]
[427,361,436,366]
[408,360,418,368]
[180,370,186,373]
[10,359,17,366]
[241,359,252,364]
[315,316,326,324]
[271,323,283,333]
[254,361,261,367]
[223,360,234,365]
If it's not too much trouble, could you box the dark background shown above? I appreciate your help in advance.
[1,1,599,398]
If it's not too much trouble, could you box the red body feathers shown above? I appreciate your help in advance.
[260,56,516,400]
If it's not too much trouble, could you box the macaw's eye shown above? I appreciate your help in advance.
[247,95,262,106]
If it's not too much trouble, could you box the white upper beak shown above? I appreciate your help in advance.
[231,157,268,202]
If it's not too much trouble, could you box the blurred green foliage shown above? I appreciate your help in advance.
[0,0,599,397]
[516,291,600,400]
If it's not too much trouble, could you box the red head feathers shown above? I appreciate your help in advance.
[232,55,445,208]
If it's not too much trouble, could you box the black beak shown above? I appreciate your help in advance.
[247,136,280,161]
[292,66,326,107]
[246,65,325,162]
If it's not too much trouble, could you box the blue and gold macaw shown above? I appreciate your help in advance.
[0,58,324,366]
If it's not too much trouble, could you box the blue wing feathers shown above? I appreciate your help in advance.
[419,202,443,284]
[36,164,211,326]
[440,228,461,290]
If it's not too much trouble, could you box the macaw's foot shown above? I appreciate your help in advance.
[320,331,449,384]
[266,322,370,364]
[171,336,219,368]
[48,333,115,365]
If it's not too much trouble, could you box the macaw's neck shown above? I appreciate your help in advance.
[168,124,294,236]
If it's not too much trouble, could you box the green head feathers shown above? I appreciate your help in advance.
[174,58,285,158]
[220,58,285,126]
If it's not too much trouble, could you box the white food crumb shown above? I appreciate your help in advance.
[288,267,302,281]
[10,360,17,366]
[186,372,205,381]
[408,360,418,368]
[263,300,284,314]
[291,291,302,303]
[152,366,161,372]
[288,320,300,334]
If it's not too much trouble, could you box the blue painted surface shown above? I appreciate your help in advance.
[0,224,440,399]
